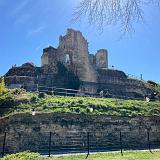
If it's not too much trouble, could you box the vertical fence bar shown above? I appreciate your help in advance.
[85,132,90,159]
[147,130,152,153]
[2,132,6,158]
[36,84,39,93]
[51,87,53,96]
[120,131,123,156]
[48,132,52,157]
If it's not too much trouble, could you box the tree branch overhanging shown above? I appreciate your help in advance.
[72,0,160,34]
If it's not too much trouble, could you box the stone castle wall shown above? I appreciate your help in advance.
[95,49,108,68]
[4,28,155,99]
[41,29,109,83]
[59,29,98,82]
[0,113,160,154]
[41,47,58,66]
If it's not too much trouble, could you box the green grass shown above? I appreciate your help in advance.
[1,151,160,160]
[0,89,160,117]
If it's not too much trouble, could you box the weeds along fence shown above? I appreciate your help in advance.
[0,130,160,158]
[5,74,151,100]
[19,84,145,101]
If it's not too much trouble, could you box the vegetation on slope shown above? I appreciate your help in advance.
[1,151,160,160]
[147,80,160,93]
[0,88,160,118]
[0,77,7,95]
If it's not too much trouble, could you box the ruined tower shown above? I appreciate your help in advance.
[41,29,110,82]
[5,28,155,99]
[41,46,58,66]
[95,49,108,68]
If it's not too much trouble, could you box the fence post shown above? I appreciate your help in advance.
[51,87,53,96]
[48,132,52,157]
[85,132,90,159]
[147,130,152,153]
[2,132,6,158]
[36,84,39,93]
[120,131,123,156]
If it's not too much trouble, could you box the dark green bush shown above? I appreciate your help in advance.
[38,92,46,98]
[30,96,38,103]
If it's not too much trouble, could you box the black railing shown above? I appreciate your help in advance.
[0,130,160,158]
[18,84,146,100]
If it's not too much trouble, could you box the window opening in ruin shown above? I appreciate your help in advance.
[65,54,70,64]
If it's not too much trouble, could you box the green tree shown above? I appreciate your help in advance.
[0,77,7,95]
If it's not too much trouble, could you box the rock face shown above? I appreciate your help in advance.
[4,28,155,99]
[0,113,160,154]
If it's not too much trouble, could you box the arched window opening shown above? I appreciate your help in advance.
[65,54,70,64]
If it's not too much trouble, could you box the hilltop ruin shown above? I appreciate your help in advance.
[4,29,153,99]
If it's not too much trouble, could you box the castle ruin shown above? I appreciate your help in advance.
[4,29,153,99]
[41,29,108,83]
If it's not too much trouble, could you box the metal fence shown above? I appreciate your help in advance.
[6,73,154,100]
[1,130,160,158]
[20,84,147,101]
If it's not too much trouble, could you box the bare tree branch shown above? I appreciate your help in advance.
[71,0,160,35]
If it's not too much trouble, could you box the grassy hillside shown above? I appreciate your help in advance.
[0,89,160,118]
[1,151,160,160]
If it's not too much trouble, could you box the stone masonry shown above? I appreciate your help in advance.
[0,113,160,154]
[41,29,102,82]
[4,28,155,99]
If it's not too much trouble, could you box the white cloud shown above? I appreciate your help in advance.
[11,1,31,27]
[12,0,29,16]
[27,26,45,38]
[14,13,31,26]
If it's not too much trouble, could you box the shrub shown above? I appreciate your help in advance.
[147,80,158,86]
[0,77,7,95]
[38,92,46,98]
[147,80,160,93]
[1,151,42,160]
[78,100,83,104]
[30,96,38,103]
[0,92,14,106]
[75,108,80,113]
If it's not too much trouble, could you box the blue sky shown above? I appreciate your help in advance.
[0,0,160,83]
